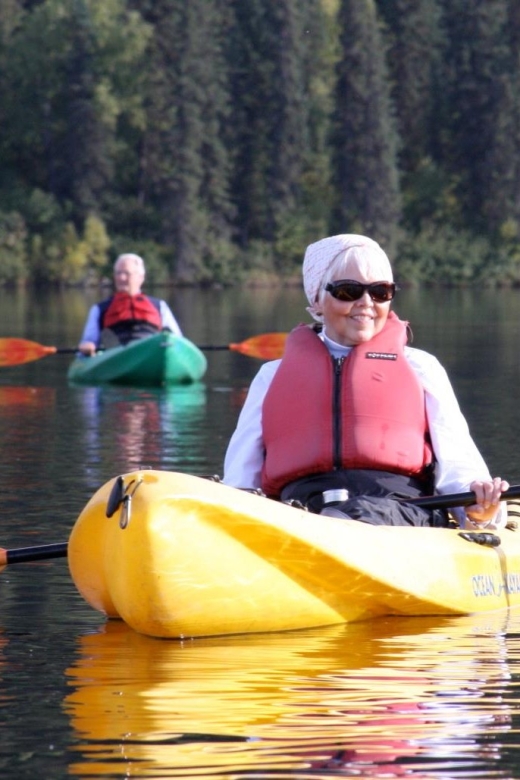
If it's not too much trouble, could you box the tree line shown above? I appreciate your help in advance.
[0,0,519,287]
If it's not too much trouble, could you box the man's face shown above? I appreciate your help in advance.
[114,258,145,296]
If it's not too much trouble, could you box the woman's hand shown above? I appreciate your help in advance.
[465,477,509,524]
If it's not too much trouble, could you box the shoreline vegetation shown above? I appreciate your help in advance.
[6,267,520,292]
[1,1,520,289]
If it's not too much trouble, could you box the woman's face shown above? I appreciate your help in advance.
[321,262,392,346]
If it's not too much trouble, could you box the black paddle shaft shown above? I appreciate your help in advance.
[2,485,519,564]
[5,541,68,564]
[405,484,520,510]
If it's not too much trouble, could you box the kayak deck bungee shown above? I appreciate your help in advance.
[67,469,520,639]
[67,332,207,386]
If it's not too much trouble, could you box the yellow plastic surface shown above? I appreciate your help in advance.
[68,470,520,638]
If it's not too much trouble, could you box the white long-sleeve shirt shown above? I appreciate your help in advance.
[223,331,506,529]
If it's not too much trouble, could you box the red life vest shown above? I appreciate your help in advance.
[261,313,433,497]
[101,292,162,330]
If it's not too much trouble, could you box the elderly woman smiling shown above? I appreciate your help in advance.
[223,234,508,528]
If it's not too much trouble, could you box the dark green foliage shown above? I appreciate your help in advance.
[331,0,401,250]
[228,0,325,256]
[133,0,236,282]
[377,0,442,171]
[478,2,520,237]
[395,224,493,286]
[438,0,511,230]
[0,0,520,286]
[0,0,151,281]
[59,0,113,225]
[377,0,446,237]
[0,211,28,284]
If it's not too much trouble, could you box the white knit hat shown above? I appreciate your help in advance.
[302,234,392,305]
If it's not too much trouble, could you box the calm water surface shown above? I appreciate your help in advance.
[0,285,520,778]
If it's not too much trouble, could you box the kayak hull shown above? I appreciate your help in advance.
[67,333,207,386]
[68,470,520,638]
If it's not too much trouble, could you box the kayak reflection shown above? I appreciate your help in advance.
[73,383,207,484]
[64,611,519,778]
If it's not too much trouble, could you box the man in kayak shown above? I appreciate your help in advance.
[223,234,508,529]
[77,253,182,355]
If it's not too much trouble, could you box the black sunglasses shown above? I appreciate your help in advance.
[325,279,397,303]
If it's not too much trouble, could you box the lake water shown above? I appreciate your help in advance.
[0,284,520,778]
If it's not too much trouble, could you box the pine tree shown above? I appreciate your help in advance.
[438,0,510,229]
[59,0,113,225]
[331,0,401,250]
[376,0,442,173]
[1,0,150,229]
[0,0,24,41]
[376,0,446,232]
[134,0,235,282]
[227,0,321,250]
[479,1,520,235]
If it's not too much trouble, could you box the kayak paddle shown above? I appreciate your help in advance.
[0,333,288,367]
[0,339,77,366]
[404,483,520,510]
[198,332,287,359]
[2,483,518,566]
[0,541,68,565]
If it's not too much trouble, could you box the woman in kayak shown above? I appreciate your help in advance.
[223,234,508,529]
[78,253,182,355]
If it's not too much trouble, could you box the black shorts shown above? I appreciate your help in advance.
[280,469,450,528]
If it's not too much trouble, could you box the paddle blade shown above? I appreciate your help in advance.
[229,333,288,360]
[0,338,57,366]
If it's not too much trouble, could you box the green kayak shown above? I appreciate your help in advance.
[67,332,207,386]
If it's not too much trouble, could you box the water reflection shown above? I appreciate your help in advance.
[0,385,55,407]
[64,612,520,778]
[0,386,58,527]
[73,383,207,487]
[1,287,520,779]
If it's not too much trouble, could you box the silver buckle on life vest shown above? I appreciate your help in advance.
[322,488,349,507]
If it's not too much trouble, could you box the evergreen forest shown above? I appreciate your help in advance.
[1,0,520,287]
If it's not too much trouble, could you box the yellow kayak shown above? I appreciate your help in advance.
[68,469,520,639]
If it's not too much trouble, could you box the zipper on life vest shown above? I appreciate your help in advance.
[332,357,344,468]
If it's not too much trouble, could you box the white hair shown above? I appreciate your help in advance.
[114,253,146,275]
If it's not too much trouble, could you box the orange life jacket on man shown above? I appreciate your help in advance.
[99,292,162,344]
[261,313,433,497]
